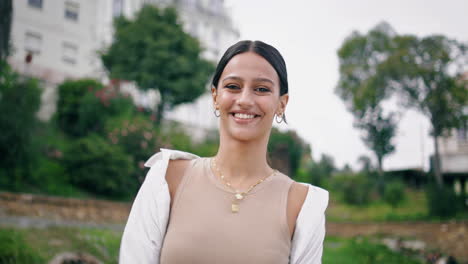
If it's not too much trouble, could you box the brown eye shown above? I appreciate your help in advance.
[225,84,240,90]
[255,87,271,93]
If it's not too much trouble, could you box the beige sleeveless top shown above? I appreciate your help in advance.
[160,158,294,264]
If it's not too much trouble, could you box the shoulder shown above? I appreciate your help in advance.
[286,178,309,238]
[144,148,199,168]
[287,182,309,215]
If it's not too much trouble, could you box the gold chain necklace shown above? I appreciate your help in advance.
[211,157,277,213]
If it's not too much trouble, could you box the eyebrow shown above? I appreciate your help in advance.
[222,76,275,85]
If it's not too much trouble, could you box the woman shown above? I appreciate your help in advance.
[119,40,329,263]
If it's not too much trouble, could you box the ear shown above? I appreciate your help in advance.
[211,86,218,106]
[277,93,289,114]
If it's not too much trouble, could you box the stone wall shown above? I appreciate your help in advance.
[0,192,131,224]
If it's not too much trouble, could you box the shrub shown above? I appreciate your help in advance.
[63,135,136,199]
[332,173,375,206]
[56,79,134,138]
[0,62,41,190]
[426,184,462,218]
[0,229,45,263]
[106,115,161,183]
[383,180,406,208]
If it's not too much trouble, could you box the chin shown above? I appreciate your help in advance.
[226,127,268,143]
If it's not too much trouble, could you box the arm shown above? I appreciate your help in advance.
[290,184,329,264]
[119,155,170,263]
[119,149,198,264]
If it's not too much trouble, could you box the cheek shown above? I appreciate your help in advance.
[258,98,279,114]
[218,92,235,106]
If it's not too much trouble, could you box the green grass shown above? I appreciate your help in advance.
[327,188,444,222]
[323,236,422,264]
[327,188,468,222]
[0,227,122,264]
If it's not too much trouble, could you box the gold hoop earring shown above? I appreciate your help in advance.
[275,113,284,123]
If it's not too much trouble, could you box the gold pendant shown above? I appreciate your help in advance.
[235,193,243,200]
[231,203,239,213]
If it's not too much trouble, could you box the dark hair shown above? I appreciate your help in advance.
[212,40,288,97]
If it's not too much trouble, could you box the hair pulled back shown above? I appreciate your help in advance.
[211,40,288,97]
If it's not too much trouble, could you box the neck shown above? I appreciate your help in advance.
[214,132,272,185]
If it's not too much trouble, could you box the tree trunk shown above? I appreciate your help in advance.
[154,100,165,128]
[377,155,385,193]
[433,134,443,187]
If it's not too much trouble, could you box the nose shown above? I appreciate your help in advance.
[236,87,254,108]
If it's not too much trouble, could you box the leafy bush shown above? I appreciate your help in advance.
[106,115,162,183]
[0,62,41,190]
[426,184,462,218]
[331,173,375,206]
[383,180,406,208]
[63,135,136,199]
[56,79,134,138]
[0,229,45,263]
[268,127,310,177]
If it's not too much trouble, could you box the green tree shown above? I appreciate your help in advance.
[336,22,397,189]
[101,5,214,124]
[268,127,309,177]
[383,34,468,186]
[357,154,374,173]
[0,0,12,60]
[0,63,41,189]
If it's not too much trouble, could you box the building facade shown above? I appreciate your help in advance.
[9,0,239,133]
[438,72,468,174]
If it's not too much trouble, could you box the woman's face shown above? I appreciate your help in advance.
[212,52,288,142]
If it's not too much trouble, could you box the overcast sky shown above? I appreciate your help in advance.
[224,0,468,170]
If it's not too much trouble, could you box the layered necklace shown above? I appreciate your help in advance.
[211,157,277,213]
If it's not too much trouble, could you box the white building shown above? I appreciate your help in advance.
[438,73,468,174]
[8,0,239,135]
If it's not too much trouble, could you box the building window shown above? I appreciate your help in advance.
[113,0,124,17]
[457,121,468,142]
[62,42,78,65]
[65,1,79,21]
[25,32,42,55]
[28,0,43,9]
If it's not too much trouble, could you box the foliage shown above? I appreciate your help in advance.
[336,22,398,185]
[105,115,162,183]
[267,127,310,177]
[331,173,375,206]
[0,229,45,263]
[385,34,468,185]
[63,135,136,199]
[383,180,406,208]
[0,227,121,264]
[338,21,468,186]
[326,187,431,222]
[305,153,337,186]
[55,79,134,138]
[0,0,13,60]
[323,236,421,264]
[426,184,463,219]
[357,155,375,172]
[0,62,41,190]
[101,5,214,123]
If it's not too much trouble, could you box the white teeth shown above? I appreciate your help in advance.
[234,113,255,119]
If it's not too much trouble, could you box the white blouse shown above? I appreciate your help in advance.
[119,148,329,264]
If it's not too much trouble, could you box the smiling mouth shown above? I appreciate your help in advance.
[231,113,261,119]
